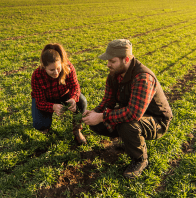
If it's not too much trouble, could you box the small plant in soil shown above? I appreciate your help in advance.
[60,102,83,125]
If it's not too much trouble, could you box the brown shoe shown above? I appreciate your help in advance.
[123,158,148,179]
[73,128,87,145]
[40,128,50,134]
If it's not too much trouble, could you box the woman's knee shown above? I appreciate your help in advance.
[77,93,87,113]
[33,121,43,131]
[33,120,51,131]
[32,98,52,131]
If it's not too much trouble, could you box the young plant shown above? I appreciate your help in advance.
[60,102,84,126]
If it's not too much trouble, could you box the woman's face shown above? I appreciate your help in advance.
[45,60,62,78]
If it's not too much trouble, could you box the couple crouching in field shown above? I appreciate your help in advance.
[31,39,173,179]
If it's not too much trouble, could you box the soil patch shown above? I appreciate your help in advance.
[166,65,196,102]
[38,138,124,198]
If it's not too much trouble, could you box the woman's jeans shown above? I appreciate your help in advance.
[32,93,87,131]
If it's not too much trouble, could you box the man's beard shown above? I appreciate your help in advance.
[110,62,126,76]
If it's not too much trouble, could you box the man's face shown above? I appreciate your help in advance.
[107,57,127,76]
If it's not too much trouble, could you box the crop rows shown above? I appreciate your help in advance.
[38,63,196,197]
[0,0,196,197]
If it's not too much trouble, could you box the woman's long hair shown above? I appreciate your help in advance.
[40,43,70,84]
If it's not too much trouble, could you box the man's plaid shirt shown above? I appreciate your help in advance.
[94,73,157,132]
[31,61,80,113]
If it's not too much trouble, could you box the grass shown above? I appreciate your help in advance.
[0,0,196,197]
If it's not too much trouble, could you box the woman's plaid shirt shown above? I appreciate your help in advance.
[31,61,80,113]
[95,73,157,132]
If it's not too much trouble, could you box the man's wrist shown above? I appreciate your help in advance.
[99,113,103,122]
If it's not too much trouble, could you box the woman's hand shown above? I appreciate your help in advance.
[53,104,64,116]
[66,98,76,112]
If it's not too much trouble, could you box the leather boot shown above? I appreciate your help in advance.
[123,143,148,179]
[73,123,87,145]
[40,128,50,134]
[123,157,148,179]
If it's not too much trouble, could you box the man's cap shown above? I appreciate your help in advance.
[99,39,132,60]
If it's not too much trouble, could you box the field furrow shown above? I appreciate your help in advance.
[1,4,195,40]
[1,16,196,77]
[0,0,196,197]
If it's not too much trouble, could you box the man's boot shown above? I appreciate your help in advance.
[123,143,148,179]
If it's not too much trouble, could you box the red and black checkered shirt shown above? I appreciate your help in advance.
[95,73,157,132]
[31,61,80,113]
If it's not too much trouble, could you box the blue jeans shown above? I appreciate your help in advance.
[32,93,87,131]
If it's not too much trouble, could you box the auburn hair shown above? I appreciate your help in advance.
[40,43,70,84]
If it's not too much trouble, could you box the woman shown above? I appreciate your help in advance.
[31,43,87,144]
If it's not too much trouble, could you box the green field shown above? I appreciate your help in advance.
[0,0,196,197]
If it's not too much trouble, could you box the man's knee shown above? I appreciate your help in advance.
[89,123,107,135]
[90,123,118,138]
[89,125,97,132]
[117,121,143,137]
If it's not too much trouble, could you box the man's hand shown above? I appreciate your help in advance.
[66,98,76,112]
[82,110,94,117]
[82,111,103,125]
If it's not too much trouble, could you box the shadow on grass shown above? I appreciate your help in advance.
[0,123,74,173]
[38,139,125,198]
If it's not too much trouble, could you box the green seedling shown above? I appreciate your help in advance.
[60,102,71,114]
[1,0,196,197]
[60,102,84,125]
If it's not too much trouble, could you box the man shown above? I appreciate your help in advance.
[82,39,173,179]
